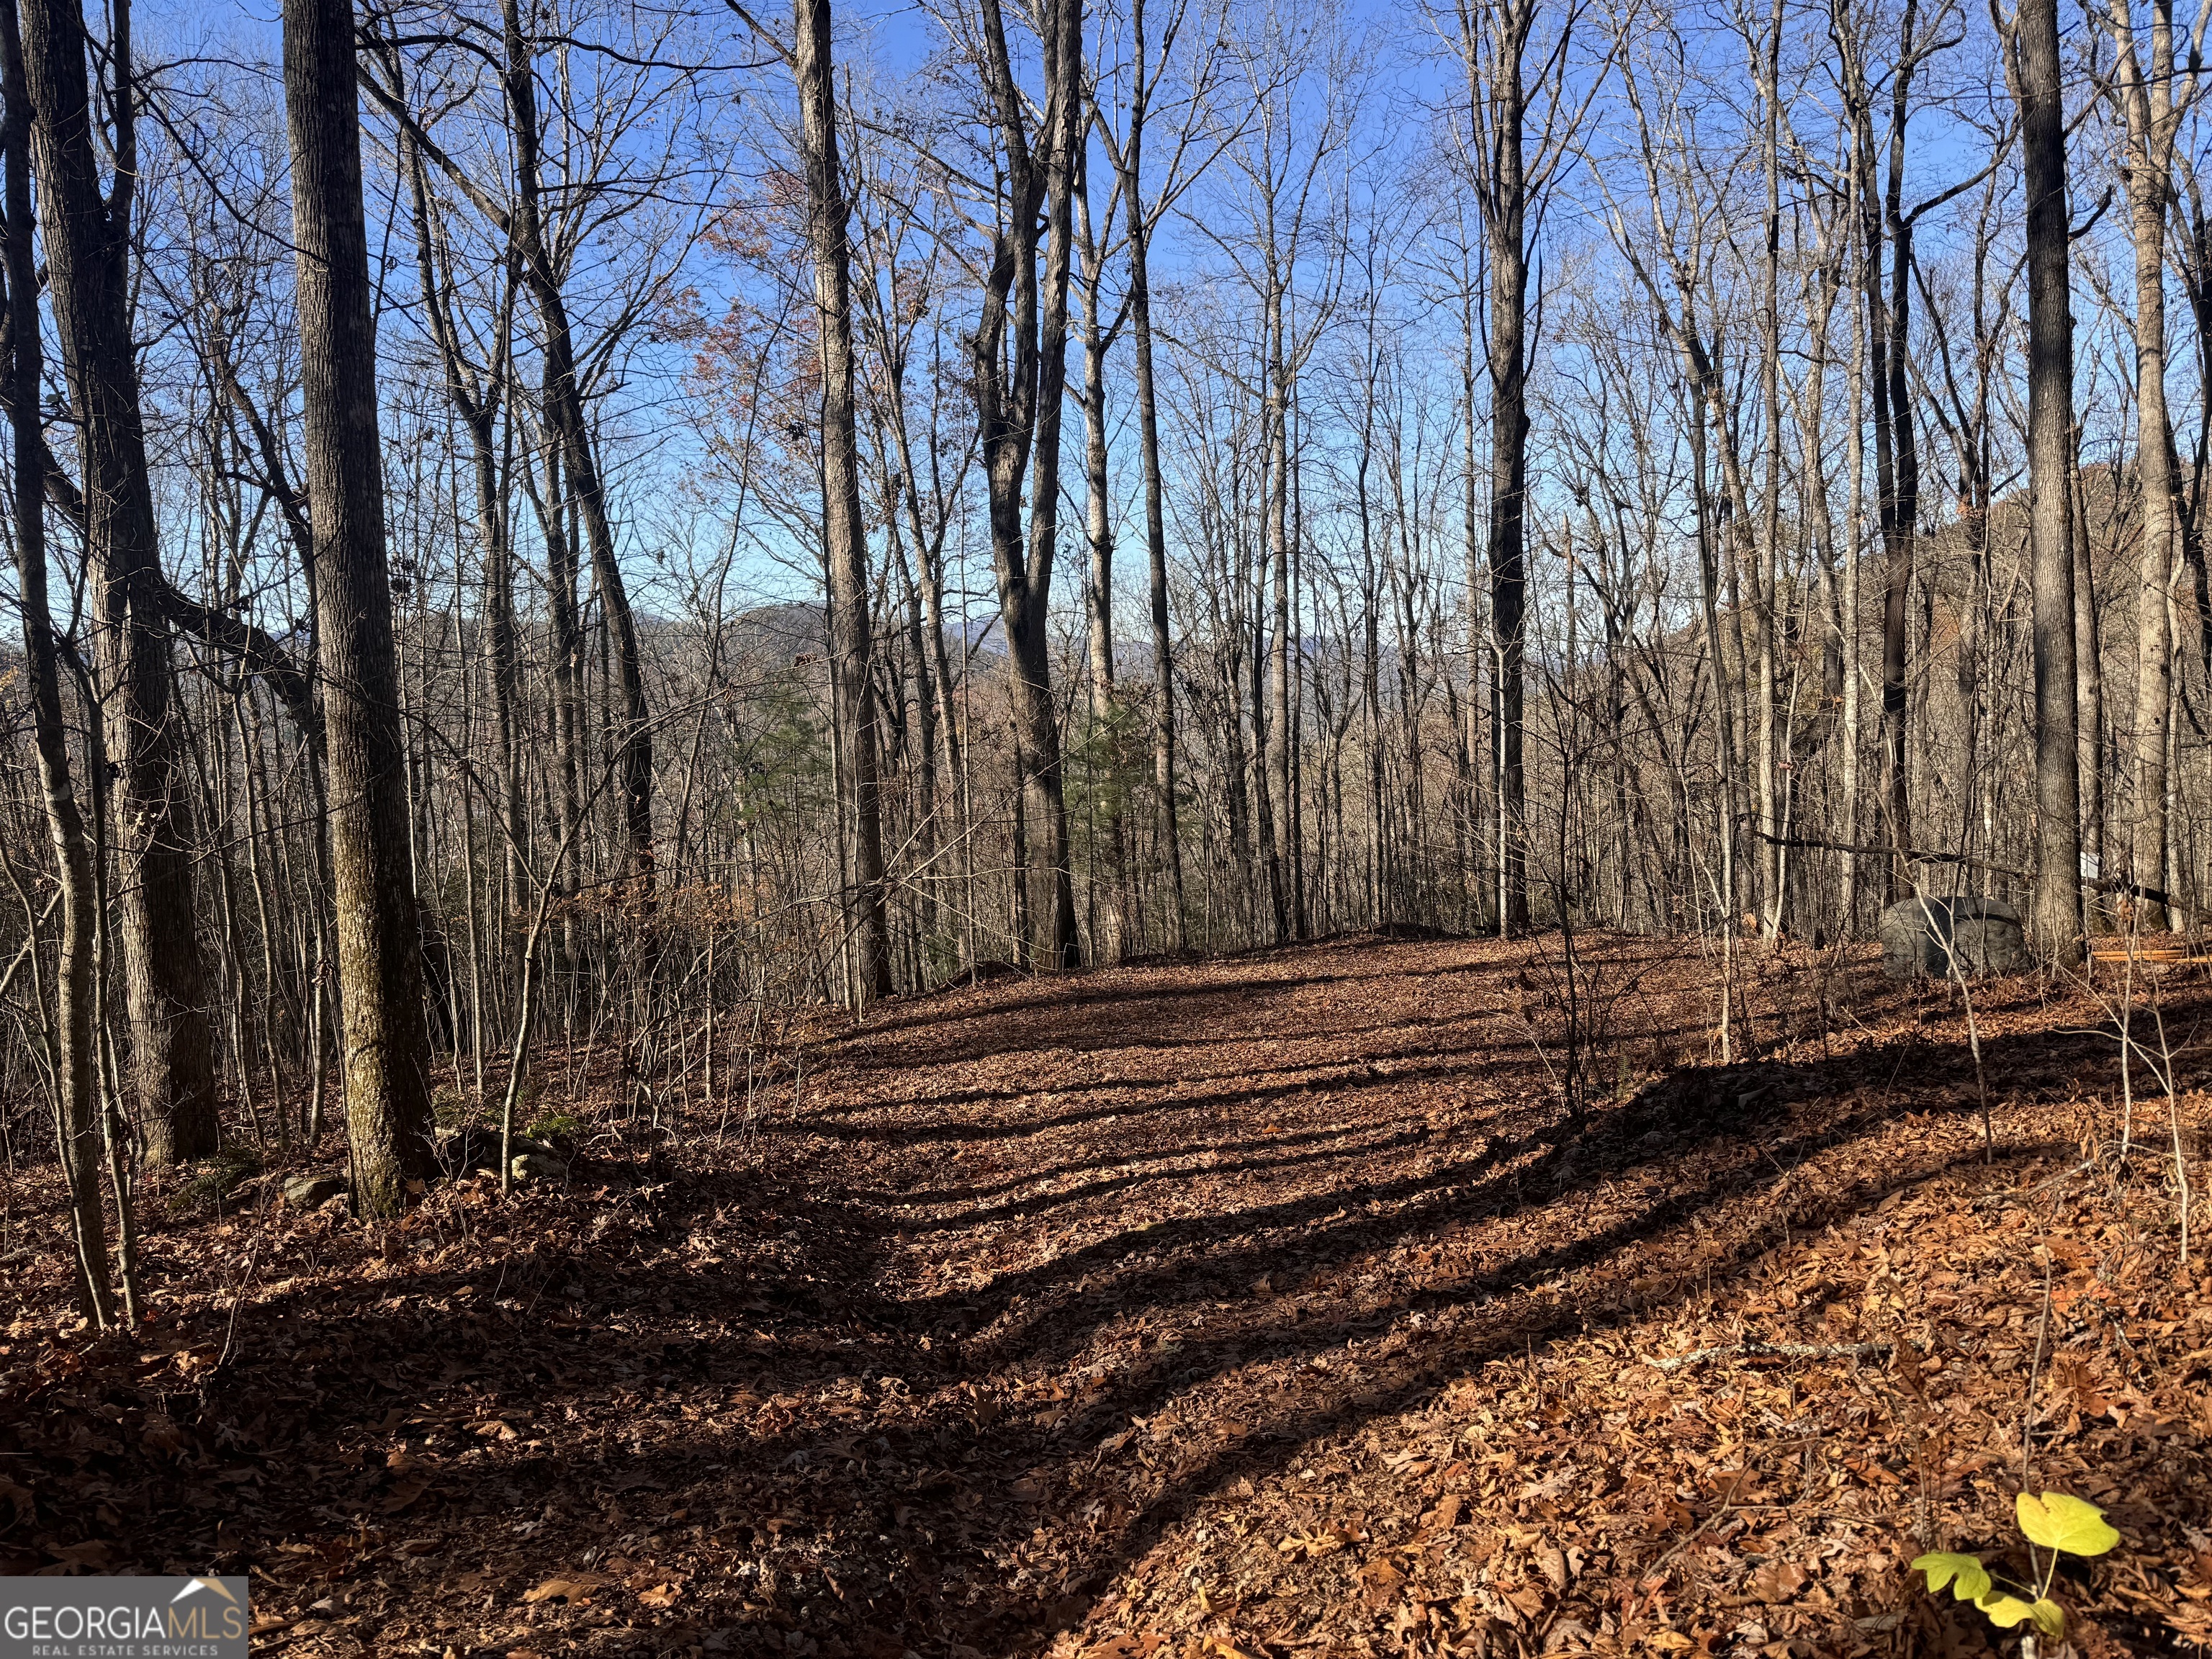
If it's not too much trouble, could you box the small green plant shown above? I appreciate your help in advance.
[1913,1491,2120,1643]
[524,1113,581,1151]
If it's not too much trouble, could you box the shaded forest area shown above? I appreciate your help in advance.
[2,0,2212,1651]
[4,933,2210,1657]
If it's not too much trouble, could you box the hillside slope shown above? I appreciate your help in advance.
[3,934,2208,1657]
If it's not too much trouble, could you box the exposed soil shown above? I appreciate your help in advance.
[4,932,2210,1658]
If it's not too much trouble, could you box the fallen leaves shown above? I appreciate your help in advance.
[4,934,2209,1659]
[1357,1555,1406,1609]
[521,1571,613,1605]
[1747,1560,1809,1603]
[377,1478,428,1514]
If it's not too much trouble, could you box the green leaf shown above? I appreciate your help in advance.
[2016,1491,2121,1557]
[1977,1592,2038,1629]
[2028,1599,2067,1640]
[1911,1552,1991,1601]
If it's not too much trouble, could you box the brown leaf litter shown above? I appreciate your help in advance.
[1,931,2208,1658]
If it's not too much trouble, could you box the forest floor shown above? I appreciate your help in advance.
[4,930,2212,1659]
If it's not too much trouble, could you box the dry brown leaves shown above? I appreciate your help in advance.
[1,933,2207,1659]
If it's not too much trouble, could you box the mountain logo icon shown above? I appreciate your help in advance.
[169,1578,240,1606]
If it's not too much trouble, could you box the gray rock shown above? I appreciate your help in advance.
[510,1151,570,1184]
[1879,895,2028,979]
[436,1127,557,1174]
[284,1173,347,1209]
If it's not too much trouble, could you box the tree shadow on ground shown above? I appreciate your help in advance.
[42,938,2200,1659]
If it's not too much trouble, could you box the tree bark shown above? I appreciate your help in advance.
[793,0,891,1001]
[2105,0,2183,930]
[1264,269,1295,943]
[20,0,219,1166]
[282,0,438,1211]
[2070,421,2105,899]
[1753,0,1785,935]
[3,0,112,1321]
[2014,0,2085,961]
[405,140,525,930]
[1075,135,1127,962]
[971,0,1081,971]
[1472,0,1533,934]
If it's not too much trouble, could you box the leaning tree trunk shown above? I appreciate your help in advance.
[501,0,655,919]
[282,0,437,1213]
[20,0,219,1166]
[2016,0,2084,962]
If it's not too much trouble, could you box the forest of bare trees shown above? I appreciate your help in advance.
[4,0,2212,1303]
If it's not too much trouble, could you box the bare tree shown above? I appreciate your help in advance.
[1450,0,1583,934]
[2,0,112,1318]
[2095,0,2202,928]
[283,0,437,1211]
[2000,0,2083,958]
[728,0,894,1001]
[958,0,1084,969]
[20,0,220,1165]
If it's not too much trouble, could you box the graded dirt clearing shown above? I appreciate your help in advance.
[4,932,2210,1658]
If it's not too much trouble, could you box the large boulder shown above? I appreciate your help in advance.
[1879,895,2028,980]
[510,1151,570,1184]
[283,1172,347,1210]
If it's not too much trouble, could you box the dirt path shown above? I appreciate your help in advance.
[6,933,2209,1658]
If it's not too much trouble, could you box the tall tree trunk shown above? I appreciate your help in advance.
[21,0,219,1166]
[884,493,941,956]
[405,142,524,930]
[1125,196,1184,953]
[1460,279,1491,932]
[1075,142,1125,962]
[793,0,891,1001]
[971,0,1080,971]
[537,435,585,984]
[1753,0,1784,936]
[2072,424,2105,896]
[1845,20,1911,894]
[2106,0,2183,928]
[1264,273,1295,943]
[1098,0,1185,950]
[3,0,112,1320]
[1481,4,1532,934]
[284,0,438,1211]
[1022,5,1080,972]
[2015,0,2085,961]
[1837,48,1871,936]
